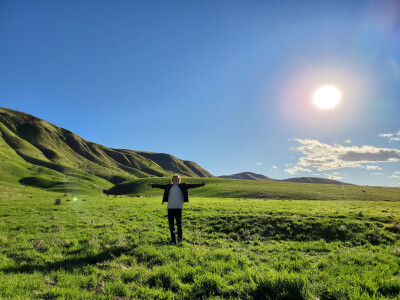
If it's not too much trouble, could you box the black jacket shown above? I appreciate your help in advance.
[151,183,205,204]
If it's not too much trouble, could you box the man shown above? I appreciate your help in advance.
[148,175,206,244]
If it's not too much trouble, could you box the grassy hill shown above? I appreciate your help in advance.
[281,177,351,185]
[218,172,275,181]
[106,177,400,201]
[0,107,212,193]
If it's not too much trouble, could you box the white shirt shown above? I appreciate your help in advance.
[167,185,184,209]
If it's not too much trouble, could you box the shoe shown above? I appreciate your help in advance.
[169,240,176,245]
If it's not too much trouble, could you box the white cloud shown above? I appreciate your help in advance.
[379,133,394,138]
[366,165,382,170]
[256,162,262,166]
[291,139,400,171]
[327,175,343,180]
[272,165,278,169]
[391,174,400,178]
[284,166,312,175]
[379,130,400,142]
[345,140,351,144]
[372,172,383,175]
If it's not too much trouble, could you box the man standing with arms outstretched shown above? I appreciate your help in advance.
[148,175,206,244]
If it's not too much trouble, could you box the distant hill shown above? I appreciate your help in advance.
[218,172,275,181]
[0,107,212,193]
[280,177,351,185]
[219,172,350,185]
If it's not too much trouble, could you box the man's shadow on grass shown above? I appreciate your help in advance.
[1,246,128,274]
[1,239,186,274]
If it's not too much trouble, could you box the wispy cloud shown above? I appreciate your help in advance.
[366,165,382,170]
[379,133,394,138]
[379,130,400,142]
[284,165,312,175]
[345,140,351,144]
[290,139,400,171]
[256,162,262,166]
[391,171,400,178]
[325,174,343,180]
[272,165,278,169]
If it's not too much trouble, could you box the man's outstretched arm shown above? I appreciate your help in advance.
[147,183,168,189]
[185,182,207,189]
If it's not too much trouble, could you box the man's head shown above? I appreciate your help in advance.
[172,174,181,184]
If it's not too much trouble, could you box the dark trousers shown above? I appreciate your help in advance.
[168,209,182,243]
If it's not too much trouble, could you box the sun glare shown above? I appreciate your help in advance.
[313,85,341,109]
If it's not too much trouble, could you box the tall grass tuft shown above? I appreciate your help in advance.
[103,280,129,298]
[252,272,310,300]
[148,266,181,292]
[191,273,225,298]
[377,279,400,298]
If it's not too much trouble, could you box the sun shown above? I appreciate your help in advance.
[313,85,341,109]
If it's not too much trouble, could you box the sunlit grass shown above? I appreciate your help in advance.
[0,185,399,299]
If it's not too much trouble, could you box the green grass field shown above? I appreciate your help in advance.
[1,180,400,299]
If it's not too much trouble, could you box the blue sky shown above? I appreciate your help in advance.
[1,0,399,186]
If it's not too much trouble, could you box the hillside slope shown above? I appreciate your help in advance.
[281,177,351,185]
[0,107,212,192]
[218,172,275,181]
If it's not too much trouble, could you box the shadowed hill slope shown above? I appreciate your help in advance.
[0,107,212,192]
[131,151,210,178]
